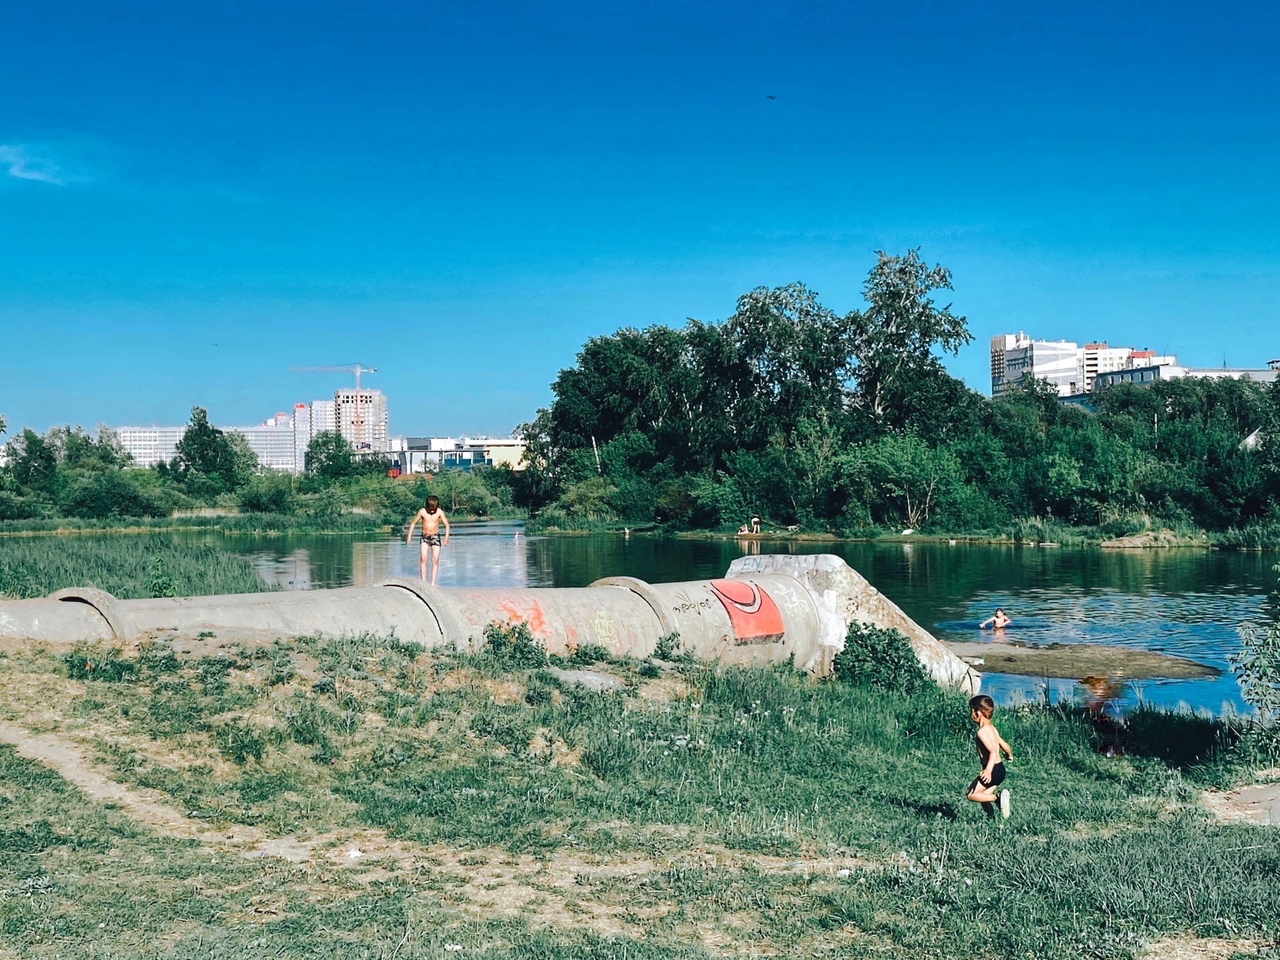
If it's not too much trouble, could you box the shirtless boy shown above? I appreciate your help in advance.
[407,495,451,584]
[980,607,1011,630]
[966,694,1014,818]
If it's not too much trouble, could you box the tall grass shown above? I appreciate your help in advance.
[4,632,1274,958]
[1213,518,1280,551]
[0,534,271,598]
[0,512,384,536]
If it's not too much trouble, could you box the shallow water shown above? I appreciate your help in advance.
[205,523,1278,716]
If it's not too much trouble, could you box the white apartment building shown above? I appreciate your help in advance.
[311,399,336,436]
[291,403,312,472]
[117,416,298,472]
[1082,343,1132,393]
[232,414,297,473]
[991,333,1083,397]
[115,426,186,468]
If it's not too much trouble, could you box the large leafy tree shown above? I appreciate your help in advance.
[847,249,972,419]
[173,407,243,492]
[305,430,355,480]
[723,282,854,450]
[8,429,58,492]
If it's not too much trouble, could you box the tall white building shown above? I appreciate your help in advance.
[991,333,1083,397]
[115,426,186,468]
[291,403,313,471]
[230,414,296,473]
[1081,343,1133,393]
[335,389,388,452]
[311,399,337,436]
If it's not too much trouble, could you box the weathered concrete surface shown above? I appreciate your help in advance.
[944,641,1218,680]
[0,555,976,688]
[728,554,980,692]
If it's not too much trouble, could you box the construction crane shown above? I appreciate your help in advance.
[290,364,379,452]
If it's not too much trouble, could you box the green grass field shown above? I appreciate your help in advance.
[1,631,1277,959]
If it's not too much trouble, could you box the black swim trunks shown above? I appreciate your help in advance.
[420,533,442,547]
[968,762,1006,795]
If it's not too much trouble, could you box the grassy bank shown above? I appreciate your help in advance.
[0,534,272,599]
[0,512,387,537]
[1,634,1275,958]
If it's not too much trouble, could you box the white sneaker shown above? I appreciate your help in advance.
[999,789,1011,819]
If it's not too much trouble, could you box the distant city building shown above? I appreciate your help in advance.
[334,389,388,452]
[311,399,336,436]
[991,333,1083,397]
[402,437,527,473]
[115,425,186,468]
[993,332,1183,397]
[1094,363,1279,391]
[291,403,313,472]
[233,413,296,473]
[117,416,299,472]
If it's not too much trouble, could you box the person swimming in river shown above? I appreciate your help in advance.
[979,608,1011,630]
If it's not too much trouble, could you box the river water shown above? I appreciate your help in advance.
[212,521,1278,717]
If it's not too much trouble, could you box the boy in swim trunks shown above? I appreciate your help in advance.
[966,694,1013,818]
[407,495,451,584]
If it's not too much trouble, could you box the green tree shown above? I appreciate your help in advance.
[305,430,355,480]
[173,407,241,493]
[723,282,854,450]
[238,473,295,514]
[847,249,972,419]
[852,433,965,529]
[8,429,59,492]
[225,432,260,488]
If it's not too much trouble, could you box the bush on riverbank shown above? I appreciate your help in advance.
[0,634,1272,958]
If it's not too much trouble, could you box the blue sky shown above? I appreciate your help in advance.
[3,0,1279,438]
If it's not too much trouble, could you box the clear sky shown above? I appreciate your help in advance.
[3,0,1278,438]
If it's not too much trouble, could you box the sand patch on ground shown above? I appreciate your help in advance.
[1202,781,1280,825]
[1141,936,1269,959]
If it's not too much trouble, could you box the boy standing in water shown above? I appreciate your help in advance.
[980,608,1011,630]
[407,495,451,584]
[966,694,1014,818]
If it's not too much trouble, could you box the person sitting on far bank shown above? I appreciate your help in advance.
[980,608,1011,630]
[736,524,750,536]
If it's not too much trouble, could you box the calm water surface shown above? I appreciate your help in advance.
[210,522,1278,716]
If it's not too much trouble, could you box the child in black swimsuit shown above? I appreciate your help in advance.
[406,495,451,584]
[966,694,1014,818]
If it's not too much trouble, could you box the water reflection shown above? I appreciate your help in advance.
[350,521,530,588]
[199,527,1279,715]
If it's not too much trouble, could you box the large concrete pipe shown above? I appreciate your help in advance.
[0,554,977,691]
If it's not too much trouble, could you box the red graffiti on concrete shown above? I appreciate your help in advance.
[709,580,784,644]
[499,596,550,640]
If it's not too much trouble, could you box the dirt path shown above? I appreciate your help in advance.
[1202,776,1280,826]
[0,720,311,861]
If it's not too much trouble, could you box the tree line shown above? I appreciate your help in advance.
[0,408,514,527]
[512,250,1280,541]
[6,248,1279,542]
